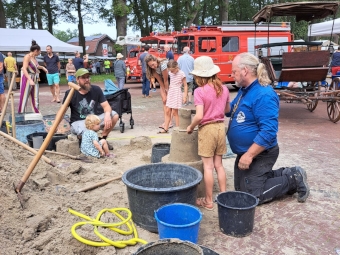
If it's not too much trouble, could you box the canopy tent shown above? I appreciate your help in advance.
[308,18,340,36]
[0,28,83,53]
[252,2,340,24]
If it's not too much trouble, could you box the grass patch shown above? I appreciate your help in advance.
[59,74,117,84]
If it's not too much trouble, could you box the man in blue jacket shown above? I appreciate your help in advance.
[227,52,309,204]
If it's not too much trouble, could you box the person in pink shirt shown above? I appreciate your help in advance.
[187,56,231,210]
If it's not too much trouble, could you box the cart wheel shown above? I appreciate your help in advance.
[130,119,134,129]
[306,100,318,112]
[327,101,340,123]
[119,123,125,133]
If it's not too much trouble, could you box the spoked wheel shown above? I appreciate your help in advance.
[306,82,320,112]
[326,78,340,123]
[306,100,318,112]
[327,101,340,123]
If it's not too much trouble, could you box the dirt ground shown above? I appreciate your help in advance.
[0,81,339,255]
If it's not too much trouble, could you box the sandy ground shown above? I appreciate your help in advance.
[0,81,339,254]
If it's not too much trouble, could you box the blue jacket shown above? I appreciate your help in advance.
[226,79,279,155]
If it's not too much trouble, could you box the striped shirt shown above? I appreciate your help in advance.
[166,70,186,109]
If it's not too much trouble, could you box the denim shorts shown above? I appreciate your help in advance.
[68,75,76,83]
[0,75,4,94]
[47,73,60,85]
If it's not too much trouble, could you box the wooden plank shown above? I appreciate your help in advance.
[279,67,329,82]
[261,57,277,82]
[282,51,330,68]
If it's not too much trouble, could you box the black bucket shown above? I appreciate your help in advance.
[216,191,258,237]
[1,121,7,134]
[133,239,204,255]
[122,163,203,233]
[151,143,171,163]
[200,246,220,255]
[27,132,67,151]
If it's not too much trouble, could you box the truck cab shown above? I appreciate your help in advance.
[173,22,293,84]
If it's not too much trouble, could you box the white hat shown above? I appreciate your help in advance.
[116,53,124,59]
[190,56,220,77]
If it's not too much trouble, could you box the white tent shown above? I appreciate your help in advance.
[0,28,83,53]
[308,18,340,36]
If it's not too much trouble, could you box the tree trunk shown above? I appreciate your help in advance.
[36,0,43,29]
[164,2,169,31]
[46,0,53,33]
[115,0,127,37]
[201,2,207,25]
[185,0,200,28]
[219,0,228,23]
[29,0,35,29]
[77,0,86,54]
[0,0,6,28]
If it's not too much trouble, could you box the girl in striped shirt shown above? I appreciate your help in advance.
[158,60,188,133]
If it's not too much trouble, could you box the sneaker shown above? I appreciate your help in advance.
[291,166,309,202]
[187,102,193,105]
[152,88,156,92]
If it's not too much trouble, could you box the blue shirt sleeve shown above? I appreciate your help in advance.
[252,90,279,149]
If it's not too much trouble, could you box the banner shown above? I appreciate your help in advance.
[102,44,108,57]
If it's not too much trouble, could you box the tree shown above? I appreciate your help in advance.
[0,0,6,28]
[54,28,78,42]
[60,0,108,54]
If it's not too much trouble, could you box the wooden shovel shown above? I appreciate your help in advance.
[0,73,16,125]
[14,82,80,208]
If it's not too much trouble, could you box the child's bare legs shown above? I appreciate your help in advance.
[161,107,171,132]
[100,139,109,155]
[172,109,179,127]
[200,155,226,206]
[214,154,226,193]
[201,156,215,205]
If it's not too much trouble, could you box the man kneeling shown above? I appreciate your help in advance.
[62,68,118,149]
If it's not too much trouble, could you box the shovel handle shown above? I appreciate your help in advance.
[0,131,54,165]
[0,74,16,125]
[77,175,122,193]
[17,84,80,191]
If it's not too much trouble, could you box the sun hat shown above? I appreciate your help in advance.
[75,68,89,78]
[116,53,124,59]
[190,56,220,77]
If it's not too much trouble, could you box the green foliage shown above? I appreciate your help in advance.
[113,44,123,53]
[54,28,78,42]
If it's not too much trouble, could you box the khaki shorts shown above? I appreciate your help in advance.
[198,122,226,157]
[181,81,193,93]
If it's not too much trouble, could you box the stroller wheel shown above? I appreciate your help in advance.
[120,123,125,133]
[130,119,134,129]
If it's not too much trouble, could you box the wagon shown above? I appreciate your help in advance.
[252,1,340,123]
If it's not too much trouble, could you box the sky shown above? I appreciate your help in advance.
[54,21,141,40]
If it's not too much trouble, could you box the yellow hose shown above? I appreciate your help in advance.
[68,208,148,248]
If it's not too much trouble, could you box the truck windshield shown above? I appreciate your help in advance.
[175,36,195,54]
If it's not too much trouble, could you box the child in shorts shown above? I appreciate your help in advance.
[80,115,113,158]
[186,56,230,210]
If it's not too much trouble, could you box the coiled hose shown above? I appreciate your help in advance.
[68,208,148,248]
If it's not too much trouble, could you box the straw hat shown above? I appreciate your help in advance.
[190,56,220,77]
[116,53,124,59]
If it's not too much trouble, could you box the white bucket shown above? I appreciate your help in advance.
[32,136,44,149]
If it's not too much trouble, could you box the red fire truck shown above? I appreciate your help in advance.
[173,21,293,85]
[122,33,175,83]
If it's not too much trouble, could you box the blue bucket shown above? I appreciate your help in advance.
[154,203,203,244]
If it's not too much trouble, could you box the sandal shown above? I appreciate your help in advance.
[157,127,168,134]
[196,197,214,211]
[106,153,115,158]
[159,124,173,129]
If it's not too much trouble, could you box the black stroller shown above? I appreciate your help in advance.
[96,80,134,133]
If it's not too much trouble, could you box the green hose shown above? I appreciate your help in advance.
[68,208,148,248]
